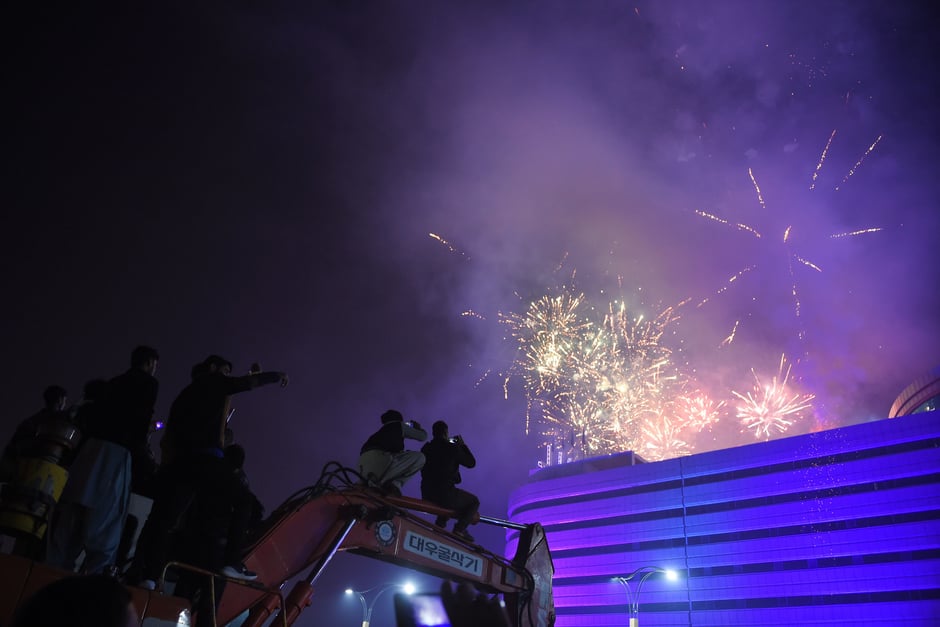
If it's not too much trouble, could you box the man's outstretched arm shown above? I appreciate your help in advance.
[224,371,290,395]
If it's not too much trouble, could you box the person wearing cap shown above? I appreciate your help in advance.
[359,409,428,496]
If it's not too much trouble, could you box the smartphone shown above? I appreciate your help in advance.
[393,592,451,627]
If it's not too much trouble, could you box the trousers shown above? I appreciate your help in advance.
[359,449,425,490]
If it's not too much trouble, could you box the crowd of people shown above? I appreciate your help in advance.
[2,345,485,624]
[0,346,289,625]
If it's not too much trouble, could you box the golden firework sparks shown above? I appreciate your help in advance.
[830,227,883,239]
[836,134,883,191]
[428,232,470,259]
[810,129,837,190]
[794,255,823,272]
[748,167,767,210]
[641,412,692,461]
[697,265,757,307]
[500,285,696,457]
[720,320,740,347]
[693,130,884,349]
[732,354,815,440]
[677,392,726,431]
[694,209,762,238]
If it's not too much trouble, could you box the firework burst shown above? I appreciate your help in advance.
[676,391,726,431]
[694,130,884,352]
[429,233,826,465]
[641,411,692,462]
[500,283,697,459]
[733,353,816,440]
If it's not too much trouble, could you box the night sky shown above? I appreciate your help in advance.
[4,2,939,625]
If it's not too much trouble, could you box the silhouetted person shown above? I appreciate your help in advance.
[420,420,479,541]
[47,346,159,575]
[1,385,69,480]
[11,574,139,627]
[359,409,427,496]
[105,345,161,497]
[131,354,288,590]
[0,385,74,559]
[159,358,210,465]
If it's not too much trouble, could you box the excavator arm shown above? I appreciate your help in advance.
[0,463,554,627]
[216,464,554,627]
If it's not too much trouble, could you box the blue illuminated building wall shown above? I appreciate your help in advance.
[506,411,940,626]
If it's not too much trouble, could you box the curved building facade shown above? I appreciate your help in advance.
[507,411,940,626]
[889,365,940,418]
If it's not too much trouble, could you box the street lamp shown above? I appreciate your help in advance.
[345,582,416,627]
[612,566,680,627]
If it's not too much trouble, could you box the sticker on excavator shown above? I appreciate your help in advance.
[402,530,483,576]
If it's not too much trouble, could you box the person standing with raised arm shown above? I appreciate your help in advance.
[130,354,288,589]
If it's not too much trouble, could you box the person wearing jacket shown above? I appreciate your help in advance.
[130,354,288,589]
[420,420,479,542]
[359,409,427,496]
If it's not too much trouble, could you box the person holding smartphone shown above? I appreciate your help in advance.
[420,420,479,542]
[359,409,428,497]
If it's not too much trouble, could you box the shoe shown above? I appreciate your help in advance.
[138,579,157,591]
[434,516,448,527]
[221,563,258,581]
[453,528,475,543]
[381,482,402,497]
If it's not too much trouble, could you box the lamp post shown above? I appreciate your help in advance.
[345,582,415,627]
[613,567,679,627]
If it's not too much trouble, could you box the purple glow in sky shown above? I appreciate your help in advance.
[4,2,938,625]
